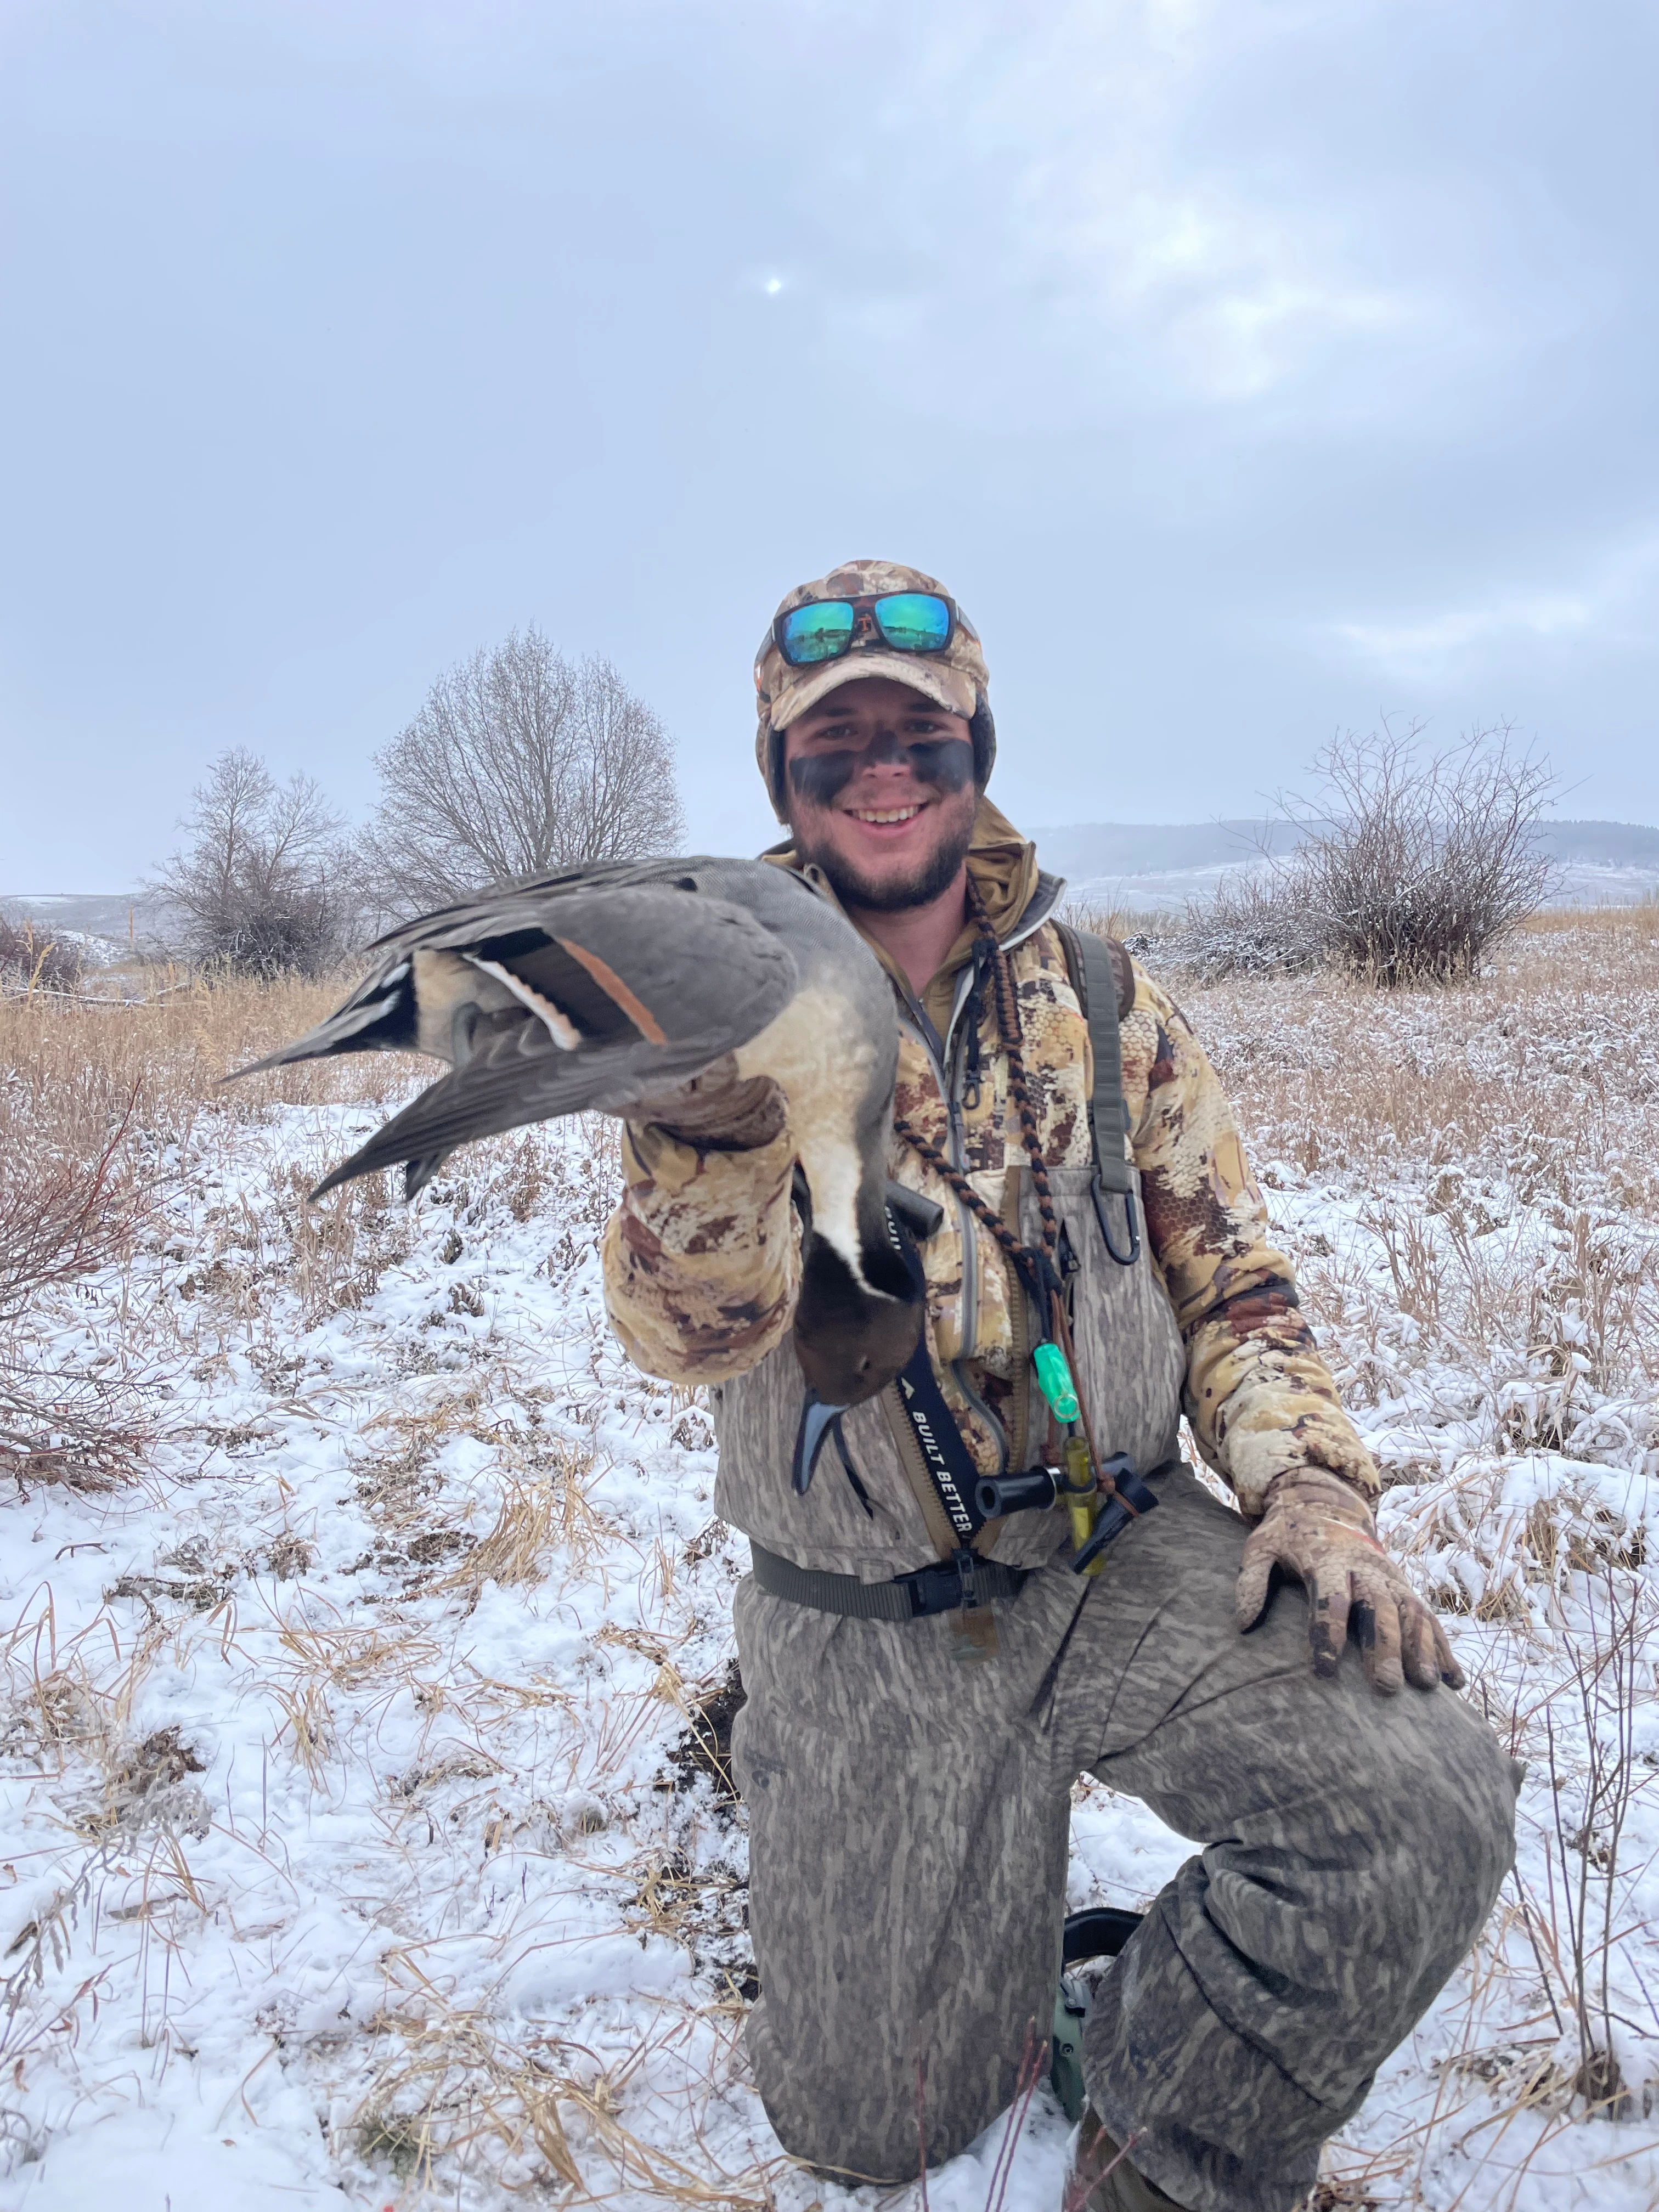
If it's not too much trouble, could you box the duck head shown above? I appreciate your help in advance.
[791,1222,923,1408]
[788,1181,941,1494]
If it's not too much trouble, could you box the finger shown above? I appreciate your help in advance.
[1398,1596,1440,1690]
[1400,1597,1465,1691]
[1306,1566,1351,1678]
[1353,1577,1403,1696]
[1432,1612,1466,1690]
[1234,1537,1278,1633]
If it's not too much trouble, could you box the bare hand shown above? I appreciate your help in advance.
[1235,1467,1464,1695]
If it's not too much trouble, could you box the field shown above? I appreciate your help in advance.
[0,912,1656,2211]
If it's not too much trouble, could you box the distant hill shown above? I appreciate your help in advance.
[0,890,182,960]
[1030,818,1659,913]
[1532,820,1659,866]
[7,819,1656,947]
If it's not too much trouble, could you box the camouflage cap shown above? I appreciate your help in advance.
[753,558,995,819]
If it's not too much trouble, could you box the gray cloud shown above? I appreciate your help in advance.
[2,0,1654,889]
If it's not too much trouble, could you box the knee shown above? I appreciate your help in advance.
[1368,1705,1520,1960]
[1210,1701,1520,1991]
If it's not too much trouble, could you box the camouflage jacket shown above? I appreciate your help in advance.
[600,800,1378,1517]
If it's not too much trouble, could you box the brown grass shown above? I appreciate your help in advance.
[429,1441,609,1602]
[1182,913,1659,1220]
[0,968,435,1482]
[1057,894,1171,944]
[0,966,407,1152]
[1521,897,1659,933]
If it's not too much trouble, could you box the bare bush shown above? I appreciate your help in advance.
[0,916,82,996]
[149,749,360,978]
[1164,872,1328,983]
[360,627,685,919]
[0,1082,153,1484]
[1161,725,1559,988]
[1282,721,1558,985]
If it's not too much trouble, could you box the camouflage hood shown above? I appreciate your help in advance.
[753,557,996,821]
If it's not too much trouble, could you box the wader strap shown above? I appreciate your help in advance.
[1055,922,1132,1198]
[751,1541,1030,1621]
[891,1333,989,1542]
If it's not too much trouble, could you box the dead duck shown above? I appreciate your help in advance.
[230,856,925,1417]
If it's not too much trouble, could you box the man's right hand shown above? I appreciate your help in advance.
[627,1055,787,1151]
[1234,1466,1464,1696]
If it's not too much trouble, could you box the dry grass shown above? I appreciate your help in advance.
[4,930,1657,2205]
[0,966,403,1148]
[1521,896,1659,933]
[1181,913,1659,1222]
[1172,918,1659,1501]
[1057,895,1170,944]
[430,1440,610,1601]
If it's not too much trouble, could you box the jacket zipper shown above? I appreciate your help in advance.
[887,874,1068,1485]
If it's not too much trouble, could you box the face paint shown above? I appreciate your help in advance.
[787,732,975,809]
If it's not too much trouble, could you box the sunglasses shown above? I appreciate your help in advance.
[773,591,957,668]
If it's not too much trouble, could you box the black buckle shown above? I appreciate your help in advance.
[896,1547,984,1618]
[1091,1172,1141,1267]
[1070,1455,1167,1574]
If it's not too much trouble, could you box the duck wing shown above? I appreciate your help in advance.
[363,855,754,958]
[309,882,797,1197]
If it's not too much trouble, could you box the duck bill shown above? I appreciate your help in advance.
[791,1391,845,1496]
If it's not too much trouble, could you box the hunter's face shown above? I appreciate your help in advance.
[781,676,979,913]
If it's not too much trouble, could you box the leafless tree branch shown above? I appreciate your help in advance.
[147,749,360,977]
[360,628,685,919]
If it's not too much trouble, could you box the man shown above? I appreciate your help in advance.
[601,561,1517,2212]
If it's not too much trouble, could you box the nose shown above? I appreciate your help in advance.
[855,731,916,771]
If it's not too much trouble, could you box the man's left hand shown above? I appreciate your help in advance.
[1234,1466,1464,1696]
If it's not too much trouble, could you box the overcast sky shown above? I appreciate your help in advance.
[4,0,1657,889]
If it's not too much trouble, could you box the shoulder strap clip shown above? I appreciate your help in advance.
[1056,922,1142,1267]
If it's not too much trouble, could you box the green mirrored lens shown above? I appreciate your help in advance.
[779,601,856,665]
[873,592,951,652]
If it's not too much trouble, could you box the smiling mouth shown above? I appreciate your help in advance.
[846,803,926,825]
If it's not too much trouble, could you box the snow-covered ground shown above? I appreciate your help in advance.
[1,921,1656,2210]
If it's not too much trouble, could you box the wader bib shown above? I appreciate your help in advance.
[710,919,1519,2212]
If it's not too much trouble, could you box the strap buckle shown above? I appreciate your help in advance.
[896,1547,984,1617]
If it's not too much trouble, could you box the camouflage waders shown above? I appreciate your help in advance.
[730,1465,1520,2212]
[604,785,1519,2209]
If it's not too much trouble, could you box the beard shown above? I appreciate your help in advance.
[790,792,979,913]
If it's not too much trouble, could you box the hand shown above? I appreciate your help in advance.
[1235,1466,1464,1696]
[627,1054,787,1151]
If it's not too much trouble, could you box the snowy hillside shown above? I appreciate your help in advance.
[1029,821,1659,916]
[1,918,1656,2210]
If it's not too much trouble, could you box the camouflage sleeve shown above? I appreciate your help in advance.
[599,1121,802,1385]
[1121,965,1380,1516]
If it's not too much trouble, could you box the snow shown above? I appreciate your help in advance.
[3,926,1657,2209]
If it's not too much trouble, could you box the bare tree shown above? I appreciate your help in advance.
[360,627,685,918]
[149,749,359,978]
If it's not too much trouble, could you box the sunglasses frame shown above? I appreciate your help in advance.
[771,591,960,669]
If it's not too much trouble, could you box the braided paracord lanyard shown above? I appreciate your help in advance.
[891,885,1130,1513]
[892,881,1057,1303]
